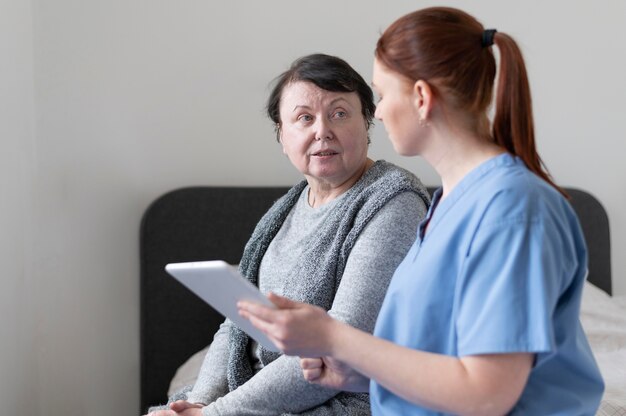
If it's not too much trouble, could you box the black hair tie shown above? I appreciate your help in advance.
[482,29,497,47]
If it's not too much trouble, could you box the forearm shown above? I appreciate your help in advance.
[201,354,340,416]
[186,321,231,405]
[328,321,531,416]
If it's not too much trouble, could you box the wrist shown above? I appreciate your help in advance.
[326,318,351,359]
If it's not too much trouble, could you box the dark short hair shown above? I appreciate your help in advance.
[266,53,376,139]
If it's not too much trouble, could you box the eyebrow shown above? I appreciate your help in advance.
[292,97,351,112]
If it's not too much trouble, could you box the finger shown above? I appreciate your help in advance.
[169,400,186,411]
[237,301,279,322]
[303,367,322,382]
[242,310,277,336]
[300,357,324,370]
[170,400,202,412]
[266,292,299,309]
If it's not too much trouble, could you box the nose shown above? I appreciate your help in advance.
[374,106,382,121]
[315,118,334,141]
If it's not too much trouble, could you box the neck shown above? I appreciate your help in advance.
[423,126,504,199]
[307,158,374,208]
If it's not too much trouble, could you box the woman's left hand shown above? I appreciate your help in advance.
[301,356,369,392]
[146,400,202,416]
[238,292,336,357]
[170,400,203,415]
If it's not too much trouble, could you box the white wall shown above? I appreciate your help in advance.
[2,0,624,414]
[0,0,39,414]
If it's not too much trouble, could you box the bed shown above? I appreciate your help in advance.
[139,186,623,415]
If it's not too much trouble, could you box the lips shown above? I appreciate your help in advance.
[313,150,338,156]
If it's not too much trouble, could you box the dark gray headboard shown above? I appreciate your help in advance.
[567,189,612,295]
[139,186,611,413]
[140,187,291,413]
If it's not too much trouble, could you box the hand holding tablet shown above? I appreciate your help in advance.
[165,260,280,352]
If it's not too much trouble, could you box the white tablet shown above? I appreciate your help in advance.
[165,260,280,352]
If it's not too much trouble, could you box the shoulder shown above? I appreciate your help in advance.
[469,159,583,252]
[378,191,428,219]
[358,160,431,206]
[247,181,307,241]
[358,191,426,241]
[482,165,574,226]
[369,160,422,186]
[263,181,307,215]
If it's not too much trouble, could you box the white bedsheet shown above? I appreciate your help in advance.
[581,282,626,416]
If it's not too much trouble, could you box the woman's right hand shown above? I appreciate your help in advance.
[238,292,337,357]
[300,356,369,393]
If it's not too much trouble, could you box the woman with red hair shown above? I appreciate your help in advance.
[240,7,604,415]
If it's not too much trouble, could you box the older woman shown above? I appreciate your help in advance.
[147,54,430,415]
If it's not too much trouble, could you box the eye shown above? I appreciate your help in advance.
[332,110,348,119]
[298,114,313,123]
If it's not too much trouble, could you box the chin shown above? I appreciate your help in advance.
[390,140,420,157]
[391,144,410,156]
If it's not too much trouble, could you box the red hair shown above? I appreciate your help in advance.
[375,7,566,196]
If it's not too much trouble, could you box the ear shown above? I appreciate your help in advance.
[276,124,287,153]
[413,80,434,120]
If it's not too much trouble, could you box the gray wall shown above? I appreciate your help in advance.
[1,0,38,414]
[2,0,625,414]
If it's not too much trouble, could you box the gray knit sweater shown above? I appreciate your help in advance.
[168,160,429,415]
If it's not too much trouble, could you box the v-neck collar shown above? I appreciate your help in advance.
[419,153,519,241]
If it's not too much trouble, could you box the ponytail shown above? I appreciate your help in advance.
[377,7,567,197]
[492,33,567,197]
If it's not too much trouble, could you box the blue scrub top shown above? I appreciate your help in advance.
[371,154,604,415]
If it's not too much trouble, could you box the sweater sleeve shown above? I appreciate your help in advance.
[328,191,425,331]
[185,320,232,404]
[200,191,426,416]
